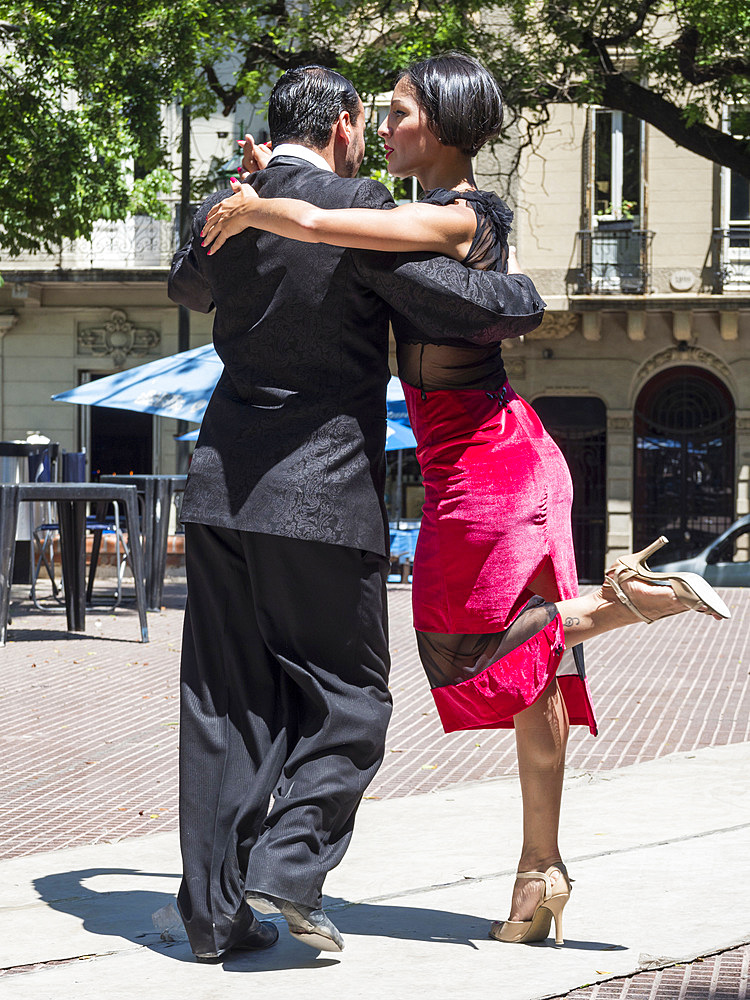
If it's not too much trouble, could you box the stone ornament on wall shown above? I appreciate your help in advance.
[525,311,579,340]
[504,359,526,378]
[636,346,732,385]
[78,310,160,366]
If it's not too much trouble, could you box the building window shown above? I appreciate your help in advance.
[593,110,643,223]
[577,110,651,294]
[633,367,735,561]
[716,106,750,290]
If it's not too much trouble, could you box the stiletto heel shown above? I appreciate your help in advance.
[489,863,571,945]
[607,535,731,622]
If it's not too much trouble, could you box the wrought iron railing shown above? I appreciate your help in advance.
[712,226,750,292]
[4,206,184,271]
[576,226,654,295]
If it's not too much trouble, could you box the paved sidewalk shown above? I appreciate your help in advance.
[1,581,749,997]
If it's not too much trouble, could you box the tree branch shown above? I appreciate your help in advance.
[587,0,661,45]
[600,72,750,180]
[675,25,750,85]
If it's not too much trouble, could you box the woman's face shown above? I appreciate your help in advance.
[377,76,443,178]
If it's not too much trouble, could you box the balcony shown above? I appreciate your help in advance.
[2,210,181,277]
[576,226,654,295]
[713,226,750,292]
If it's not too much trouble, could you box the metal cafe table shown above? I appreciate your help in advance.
[0,482,149,644]
[97,475,187,611]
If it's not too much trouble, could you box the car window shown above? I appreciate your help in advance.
[710,528,750,564]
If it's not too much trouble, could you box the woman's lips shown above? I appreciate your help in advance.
[384,145,393,160]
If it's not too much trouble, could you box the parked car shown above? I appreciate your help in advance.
[651,515,750,587]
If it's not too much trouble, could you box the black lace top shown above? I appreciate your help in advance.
[396,188,513,393]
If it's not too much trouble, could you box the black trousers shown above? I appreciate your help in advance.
[177,523,391,956]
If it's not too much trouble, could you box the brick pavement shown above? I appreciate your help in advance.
[561,944,750,1000]
[1,580,749,995]
[1,581,748,860]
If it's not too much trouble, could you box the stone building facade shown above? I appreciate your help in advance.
[1,98,747,579]
[471,104,750,578]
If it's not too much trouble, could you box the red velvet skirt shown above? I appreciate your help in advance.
[403,381,597,735]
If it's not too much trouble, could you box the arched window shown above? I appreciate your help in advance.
[633,367,735,560]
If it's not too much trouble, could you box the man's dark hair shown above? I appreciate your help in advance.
[398,52,503,157]
[268,66,361,150]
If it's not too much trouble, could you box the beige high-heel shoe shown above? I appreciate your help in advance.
[606,536,731,623]
[489,863,571,946]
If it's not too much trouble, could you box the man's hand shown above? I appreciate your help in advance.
[201,179,261,255]
[238,134,272,179]
[507,245,522,274]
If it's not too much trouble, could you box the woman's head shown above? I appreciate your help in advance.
[398,53,503,157]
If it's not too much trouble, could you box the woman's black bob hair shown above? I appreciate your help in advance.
[397,52,503,157]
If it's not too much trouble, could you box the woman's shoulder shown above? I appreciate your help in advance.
[421,187,513,236]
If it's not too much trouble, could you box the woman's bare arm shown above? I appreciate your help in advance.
[200,178,477,260]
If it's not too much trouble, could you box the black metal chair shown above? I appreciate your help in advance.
[31,452,134,609]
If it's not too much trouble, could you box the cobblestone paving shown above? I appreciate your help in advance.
[560,944,750,1000]
[1,583,748,859]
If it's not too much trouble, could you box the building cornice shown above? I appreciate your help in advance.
[0,269,169,284]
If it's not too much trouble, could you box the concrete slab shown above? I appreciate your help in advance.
[2,743,750,998]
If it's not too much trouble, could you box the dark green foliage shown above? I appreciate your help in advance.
[1,0,748,254]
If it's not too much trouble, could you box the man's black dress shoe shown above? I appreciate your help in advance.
[194,915,279,963]
[245,891,344,953]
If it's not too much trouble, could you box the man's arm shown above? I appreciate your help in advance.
[351,180,545,345]
[167,195,225,314]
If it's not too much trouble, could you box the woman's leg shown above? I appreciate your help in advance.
[510,678,569,920]
[556,576,707,650]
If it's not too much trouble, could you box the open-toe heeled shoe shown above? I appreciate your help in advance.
[606,536,731,623]
[489,863,571,946]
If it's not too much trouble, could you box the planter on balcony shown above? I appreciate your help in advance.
[595,218,635,232]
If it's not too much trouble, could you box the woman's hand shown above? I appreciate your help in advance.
[201,179,261,255]
[238,134,272,178]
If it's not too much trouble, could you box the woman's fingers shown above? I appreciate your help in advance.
[200,183,260,254]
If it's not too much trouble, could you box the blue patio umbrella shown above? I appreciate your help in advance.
[385,418,416,451]
[178,415,416,451]
[52,343,223,423]
[54,350,410,432]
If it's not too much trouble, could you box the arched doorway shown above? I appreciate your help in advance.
[532,396,607,582]
[633,366,735,560]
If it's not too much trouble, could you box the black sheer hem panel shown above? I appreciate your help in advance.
[417,596,559,689]
[396,341,507,393]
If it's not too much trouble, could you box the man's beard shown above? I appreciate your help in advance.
[342,137,364,178]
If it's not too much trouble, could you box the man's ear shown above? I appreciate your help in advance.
[335,111,353,143]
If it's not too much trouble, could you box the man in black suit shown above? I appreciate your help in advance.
[169,65,545,961]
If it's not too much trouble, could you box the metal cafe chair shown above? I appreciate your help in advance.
[31,452,133,610]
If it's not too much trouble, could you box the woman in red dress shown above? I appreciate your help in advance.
[202,53,729,947]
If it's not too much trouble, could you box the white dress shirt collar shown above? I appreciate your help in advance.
[268,143,333,173]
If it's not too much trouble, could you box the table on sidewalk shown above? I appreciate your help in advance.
[97,475,186,611]
[0,482,149,644]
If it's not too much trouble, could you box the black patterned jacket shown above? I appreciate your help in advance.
[168,156,545,557]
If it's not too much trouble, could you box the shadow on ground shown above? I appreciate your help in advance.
[32,868,626,971]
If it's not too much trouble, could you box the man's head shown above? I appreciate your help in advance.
[268,66,365,177]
